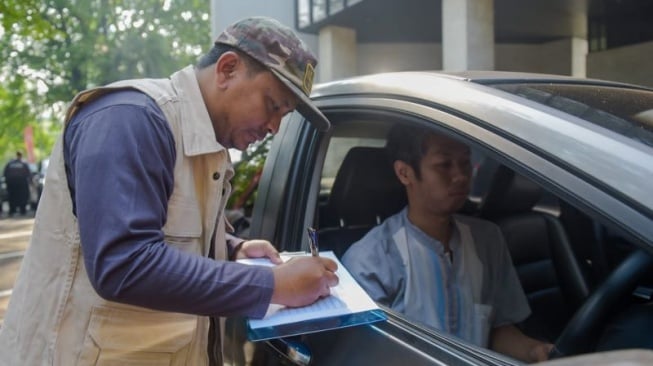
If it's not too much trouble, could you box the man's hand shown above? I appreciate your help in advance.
[491,324,554,363]
[233,239,283,264]
[233,240,339,307]
[528,342,554,363]
[270,256,339,307]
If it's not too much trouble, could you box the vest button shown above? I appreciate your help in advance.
[213,172,220,180]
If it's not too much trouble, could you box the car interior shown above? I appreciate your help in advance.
[311,115,653,357]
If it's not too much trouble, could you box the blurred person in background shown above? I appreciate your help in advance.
[3,151,31,216]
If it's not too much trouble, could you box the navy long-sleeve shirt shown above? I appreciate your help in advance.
[63,90,274,318]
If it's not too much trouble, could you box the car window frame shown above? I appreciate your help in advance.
[247,94,653,365]
[311,97,653,252]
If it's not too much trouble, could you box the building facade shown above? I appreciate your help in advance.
[211,0,653,87]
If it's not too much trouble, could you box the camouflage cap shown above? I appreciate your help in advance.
[215,16,330,131]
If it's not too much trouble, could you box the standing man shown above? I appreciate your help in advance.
[0,17,338,366]
[3,151,31,216]
[343,125,553,363]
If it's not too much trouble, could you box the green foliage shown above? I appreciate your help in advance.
[0,76,46,162]
[0,0,56,40]
[228,136,273,211]
[2,0,211,105]
[0,0,211,161]
[1,0,265,208]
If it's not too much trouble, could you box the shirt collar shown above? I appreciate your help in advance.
[400,207,461,255]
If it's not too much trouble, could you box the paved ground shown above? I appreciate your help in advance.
[0,210,35,324]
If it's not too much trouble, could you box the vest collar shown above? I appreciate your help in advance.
[170,65,228,157]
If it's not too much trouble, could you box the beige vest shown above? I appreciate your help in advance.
[0,66,233,366]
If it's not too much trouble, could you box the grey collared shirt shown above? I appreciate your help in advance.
[342,209,530,338]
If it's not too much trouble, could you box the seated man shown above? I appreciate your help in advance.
[342,125,553,363]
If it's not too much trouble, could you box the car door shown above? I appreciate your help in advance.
[229,80,653,365]
[231,108,525,366]
[220,75,651,365]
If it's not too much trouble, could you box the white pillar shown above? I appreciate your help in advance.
[442,0,494,71]
[571,37,588,78]
[569,9,588,78]
[318,26,357,82]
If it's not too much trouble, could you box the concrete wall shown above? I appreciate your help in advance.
[319,26,357,81]
[357,43,442,75]
[209,2,651,87]
[356,39,578,77]
[496,39,581,76]
[587,41,653,87]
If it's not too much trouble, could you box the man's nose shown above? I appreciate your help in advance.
[265,115,282,135]
[452,163,471,182]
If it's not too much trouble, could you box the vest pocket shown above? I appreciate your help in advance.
[163,195,203,253]
[163,194,203,238]
[77,306,197,366]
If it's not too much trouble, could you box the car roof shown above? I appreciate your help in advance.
[310,70,653,241]
[312,70,653,98]
[434,70,647,86]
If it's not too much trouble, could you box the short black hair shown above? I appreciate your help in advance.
[196,43,266,75]
[385,124,433,179]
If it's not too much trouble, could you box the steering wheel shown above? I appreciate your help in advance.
[549,249,653,358]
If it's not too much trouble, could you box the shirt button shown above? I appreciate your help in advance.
[213,172,220,180]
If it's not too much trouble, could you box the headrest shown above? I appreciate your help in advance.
[326,147,406,226]
[479,164,542,218]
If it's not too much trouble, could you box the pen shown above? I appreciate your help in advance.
[307,227,319,257]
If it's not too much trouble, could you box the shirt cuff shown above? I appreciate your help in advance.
[227,233,246,261]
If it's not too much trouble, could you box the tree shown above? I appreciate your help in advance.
[0,77,40,158]
[0,0,211,161]
[228,137,272,212]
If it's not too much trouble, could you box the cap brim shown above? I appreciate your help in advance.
[271,69,331,131]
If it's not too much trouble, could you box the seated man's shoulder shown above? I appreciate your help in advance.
[343,216,400,264]
[454,214,500,232]
[347,223,392,252]
[454,215,510,256]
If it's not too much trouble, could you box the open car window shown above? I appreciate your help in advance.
[311,110,652,357]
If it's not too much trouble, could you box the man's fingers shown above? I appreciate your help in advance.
[319,285,331,298]
[262,246,282,264]
[270,256,341,307]
[320,257,338,272]
[240,240,282,263]
[327,271,339,287]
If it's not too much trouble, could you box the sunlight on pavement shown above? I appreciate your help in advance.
[0,216,34,326]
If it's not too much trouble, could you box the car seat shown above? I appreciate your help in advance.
[318,146,406,258]
[479,164,591,342]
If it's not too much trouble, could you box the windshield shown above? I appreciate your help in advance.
[491,83,653,148]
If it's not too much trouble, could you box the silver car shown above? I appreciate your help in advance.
[225,71,653,365]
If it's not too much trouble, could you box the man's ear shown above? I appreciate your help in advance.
[394,160,412,185]
[215,51,240,87]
